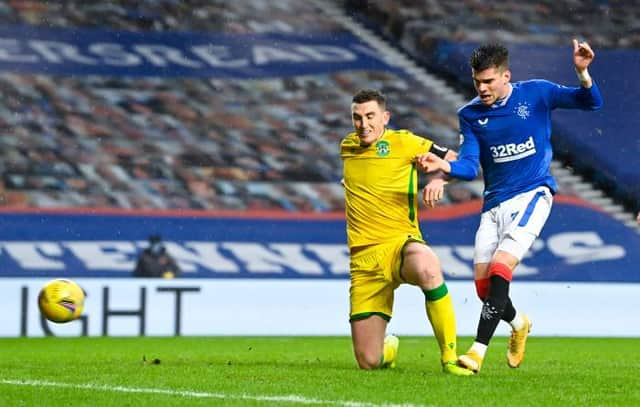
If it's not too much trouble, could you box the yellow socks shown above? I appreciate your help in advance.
[424,284,458,364]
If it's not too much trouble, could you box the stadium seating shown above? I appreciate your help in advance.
[0,0,600,212]
[344,0,640,213]
[344,0,640,49]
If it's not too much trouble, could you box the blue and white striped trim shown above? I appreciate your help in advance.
[518,190,547,227]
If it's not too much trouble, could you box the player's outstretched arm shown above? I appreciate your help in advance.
[420,149,457,207]
[573,38,595,88]
[416,153,451,174]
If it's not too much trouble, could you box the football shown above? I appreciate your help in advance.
[38,279,85,323]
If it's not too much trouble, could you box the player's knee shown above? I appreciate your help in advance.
[410,265,443,290]
[493,246,522,269]
[402,246,443,287]
[354,349,382,370]
[420,248,442,276]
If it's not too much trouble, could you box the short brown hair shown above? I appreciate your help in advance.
[352,89,386,108]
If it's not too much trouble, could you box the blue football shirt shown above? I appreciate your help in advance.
[449,79,603,212]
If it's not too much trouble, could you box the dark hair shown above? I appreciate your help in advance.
[352,89,386,108]
[469,43,509,72]
[148,234,166,255]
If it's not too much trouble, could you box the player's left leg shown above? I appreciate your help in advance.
[458,258,516,372]
[474,273,518,327]
[401,241,474,376]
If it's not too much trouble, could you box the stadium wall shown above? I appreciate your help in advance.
[2,197,639,337]
[4,278,640,338]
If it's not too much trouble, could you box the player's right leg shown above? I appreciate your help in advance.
[382,333,400,368]
[459,212,499,373]
[492,249,532,370]
[349,243,397,369]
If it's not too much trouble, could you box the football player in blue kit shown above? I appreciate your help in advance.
[418,39,603,373]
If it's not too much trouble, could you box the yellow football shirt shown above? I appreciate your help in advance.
[340,128,434,250]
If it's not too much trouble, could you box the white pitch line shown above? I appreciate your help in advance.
[0,379,425,407]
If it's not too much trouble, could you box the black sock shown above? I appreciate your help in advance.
[502,297,516,323]
[475,275,510,345]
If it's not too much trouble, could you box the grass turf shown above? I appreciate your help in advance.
[0,336,638,406]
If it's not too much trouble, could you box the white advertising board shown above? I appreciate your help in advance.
[2,278,639,337]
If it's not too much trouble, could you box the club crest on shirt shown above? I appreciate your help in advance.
[515,102,531,119]
[375,140,390,157]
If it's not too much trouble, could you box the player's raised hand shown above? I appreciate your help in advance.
[573,39,595,71]
[422,177,447,208]
[415,152,445,173]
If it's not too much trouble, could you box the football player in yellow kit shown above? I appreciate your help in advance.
[340,89,473,375]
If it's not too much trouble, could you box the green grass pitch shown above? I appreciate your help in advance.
[0,336,638,406]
